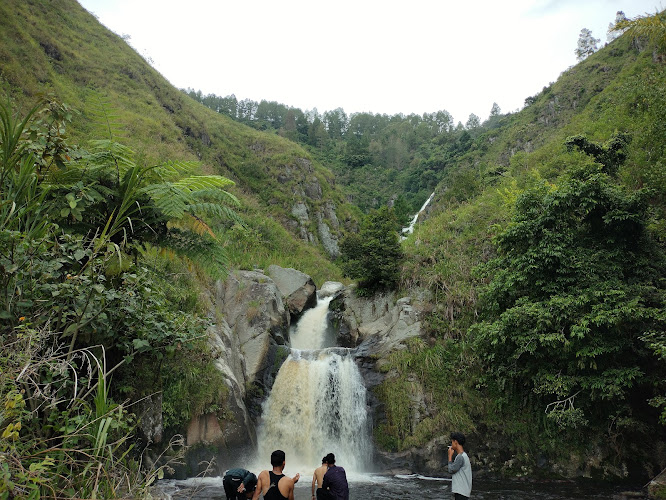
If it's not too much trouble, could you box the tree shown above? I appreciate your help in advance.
[607,11,628,43]
[611,9,666,52]
[564,132,631,176]
[472,167,666,432]
[490,102,501,116]
[324,107,348,139]
[465,113,480,129]
[339,206,404,293]
[575,28,600,61]
[392,195,412,228]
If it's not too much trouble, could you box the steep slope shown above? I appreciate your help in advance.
[383,27,666,476]
[0,0,357,283]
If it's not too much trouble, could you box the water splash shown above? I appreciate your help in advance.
[290,296,335,350]
[255,300,370,473]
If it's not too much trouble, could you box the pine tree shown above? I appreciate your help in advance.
[575,28,600,61]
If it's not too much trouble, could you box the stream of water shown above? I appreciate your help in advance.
[401,191,435,238]
[157,474,633,499]
[157,294,643,499]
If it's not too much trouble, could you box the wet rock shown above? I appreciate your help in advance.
[331,288,422,351]
[136,392,163,445]
[267,265,317,320]
[319,281,344,298]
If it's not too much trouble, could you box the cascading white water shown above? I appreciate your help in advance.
[255,298,370,473]
[401,191,435,239]
[289,296,335,350]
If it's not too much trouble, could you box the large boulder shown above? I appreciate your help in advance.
[267,265,317,320]
[330,287,423,351]
[218,270,291,383]
[319,281,344,298]
[184,270,291,451]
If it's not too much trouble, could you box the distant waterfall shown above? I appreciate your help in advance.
[401,191,435,238]
[255,297,370,472]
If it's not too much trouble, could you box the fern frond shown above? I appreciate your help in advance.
[84,140,136,176]
[186,202,244,226]
[176,213,216,238]
[153,160,200,180]
[141,182,189,218]
[87,90,126,140]
[191,188,240,206]
[173,175,235,193]
[162,228,229,280]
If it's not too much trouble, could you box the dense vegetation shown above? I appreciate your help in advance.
[184,88,493,219]
[2,0,666,496]
[374,13,666,478]
[0,95,236,496]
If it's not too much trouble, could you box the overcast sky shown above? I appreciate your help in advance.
[78,0,662,124]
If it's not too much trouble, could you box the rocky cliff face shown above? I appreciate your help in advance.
[169,270,430,476]
[329,286,423,352]
[180,266,318,473]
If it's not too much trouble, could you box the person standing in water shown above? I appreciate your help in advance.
[252,449,300,500]
[311,456,328,500]
[448,431,472,499]
[321,453,349,500]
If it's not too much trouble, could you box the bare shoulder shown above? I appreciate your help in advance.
[258,470,270,485]
[283,475,295,486]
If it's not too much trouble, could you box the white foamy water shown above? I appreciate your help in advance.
[401,191,435,239]
[255,349,370,473]
[289,296,334,350]
[253,297,371,474]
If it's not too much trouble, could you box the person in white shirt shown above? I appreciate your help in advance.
[447,431,472,499]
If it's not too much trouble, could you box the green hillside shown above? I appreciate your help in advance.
[2,0,666,495]
[384,23,666,477]
[0,0,356,285]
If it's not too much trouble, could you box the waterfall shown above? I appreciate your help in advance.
[401,191,435,238]
[255,297,370,473]
[289,296,335,350]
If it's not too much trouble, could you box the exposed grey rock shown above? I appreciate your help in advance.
[267,265,317,319]
[323,202,340,229]
[206,317,255,448]
[219,270,291,383]
[318,220,340,259]
[291,202,309,222]
[136,392,163,445]
[295,157,313,173]
[331,288,422,352]
[305,178,322,199]
[319,281,344,298]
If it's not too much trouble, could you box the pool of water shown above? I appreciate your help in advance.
[156,473,639,499]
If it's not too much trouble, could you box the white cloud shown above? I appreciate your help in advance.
[79,0,663,123]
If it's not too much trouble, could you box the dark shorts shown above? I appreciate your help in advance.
[453,493,469,500]
[223,475,243,500]
[316,488,333,500]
